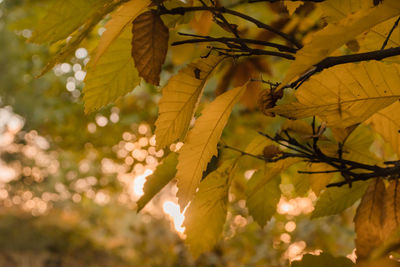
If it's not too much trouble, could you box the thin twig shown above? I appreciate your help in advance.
[381,16,400,50]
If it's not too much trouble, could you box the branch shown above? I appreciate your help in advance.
[381,16,400,50]
[172,33,298,53]
[288,46,400,89]
[249,0,325,2]
[158,5,302,48]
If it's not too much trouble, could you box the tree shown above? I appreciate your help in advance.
[22,0,400,265]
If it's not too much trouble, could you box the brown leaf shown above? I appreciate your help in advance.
[263,145,282,159]
[383,180,400,241]
[131,11,169,85]
[354,179,386,260]
[258,88,283,116]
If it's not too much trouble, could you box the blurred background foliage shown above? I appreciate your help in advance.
[0,0,357,266]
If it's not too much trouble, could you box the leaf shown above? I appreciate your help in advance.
[320,0,373,23]
[154,55,223,150]
[37,1,123,76]
[131,11,169,85]
[184,160,237,258]
[93,0,150,64]
[83,27,141,113]
[246,170,281,227]
[279,1,400,87]
[354,179,386,260]
[311,181,369,218]
[136,153,178,212]
[342,125,377,164]
[284,1,304,15]
[291,253,354,267]
[176,84,247,208]
[29,0,107,44]
[244,133,271,155]
[382,180,400,241]
[308,163,334,196]
[358,17,400,59]
[270,61,400,128]
[369,99,400,157]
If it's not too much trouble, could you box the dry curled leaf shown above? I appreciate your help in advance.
[262,145,282,159]
[258,88,283,116]
[131,11,169,85]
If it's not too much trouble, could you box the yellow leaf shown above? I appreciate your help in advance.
[270,61,400,128]
[131,11,169,85]
[244,133,271,155]
[246,169,281,227]
[154,55,223,150]
[136,153,178,212]
[358,17,400,62]
[311,181,369,218]
[280,1,400,88]
[369,101,400,156]
[93,0,150,64]
[29,0,108,44]
[342,125,377,165]
[184,160,237,258]
[176,84,247,208]
[284,1,303,16]
[36,1,123,76]
[83,27,141,113]
[320,0,373,23]
[308,163,334,196]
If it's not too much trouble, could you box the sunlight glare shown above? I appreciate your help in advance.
[162,201,185,234]
[132,169,153,197]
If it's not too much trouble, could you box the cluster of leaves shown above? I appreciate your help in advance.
[27,0,400,264]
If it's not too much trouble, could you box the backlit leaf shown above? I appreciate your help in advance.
[176,84,247,208]
[311,181,369,218]
[246,170,281,227]
[131,11,169,85]
[37,1,123,76]
[93,0,150,64]
[184,160,237,258]
[320,0,373,23]
[136,153,178,212]
[270,61,400,128]
[83,27,141,113]
[29,0,107,44]
[369,101,400,156]
[154,55,223,150]
[279,1,400,87]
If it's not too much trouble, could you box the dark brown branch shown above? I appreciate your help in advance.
[249,0,325,2]
[287,46,400,89]
[381,16,400,50]
[158,6,302,48]
[316,46,400,70]
[173,34,298,53]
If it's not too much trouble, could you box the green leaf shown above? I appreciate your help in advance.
[136,153,178,212]
[246,170,281,227]
[29,0,108,44]
[83,27,141,113]
[184,160,237,258]
[291,253,354,267]
[311,181,370,218]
